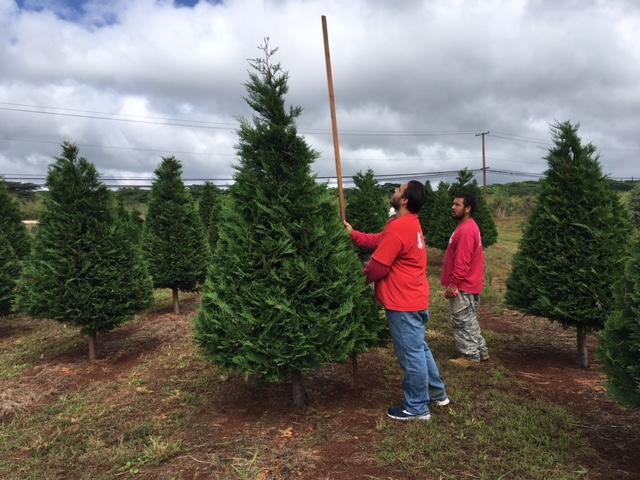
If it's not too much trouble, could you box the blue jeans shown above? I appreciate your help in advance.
[386,310,447,415]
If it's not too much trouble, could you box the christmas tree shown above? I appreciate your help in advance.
[0,178,31,260]
[418,180,434,237]
[198,182,222,251]
[142,157,209,314]
[425,181,455,250]
[506,122,630,367]
[598,240,640,405]
[629,183,640,230]
[15,143,153,360]
[195,43,383,406]
[345,169,388,233]
[0,233,20,316]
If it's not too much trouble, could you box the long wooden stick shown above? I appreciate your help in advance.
[322,15,358,395]
[321,15,347,221]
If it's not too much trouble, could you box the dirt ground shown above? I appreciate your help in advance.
[2,296,640,479]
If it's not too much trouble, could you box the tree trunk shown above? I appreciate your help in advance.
[576,325,589,368]
[172,287,180,314]
[88,334,97,362]
[291,372,306,407]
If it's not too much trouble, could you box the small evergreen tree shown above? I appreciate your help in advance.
[629,183,640,230]
[14,143,153,360]
[426,181,455,250]
[598,240,640,406]
[115,197,143,244]
[195,43,382,406]
[345,169,388,233]
[198,182,222,251]
[0,178,31,259]
[506,122,630,367]
[143,157,209,314]
[0,233,20,316]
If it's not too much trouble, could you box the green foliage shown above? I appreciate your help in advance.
[0,179,31,259]
[629,183,640,230]
[506,122,630,331]
[196,44,383,384]
[115,197,144,245]
[418,180,434,236]
[142,157,209,291]
[345,169,388,232]
[14,143,153,337]
[487,180,542,197]
[598,240,640,406]
[198,182,222,251]
[425,181,455,250]
[0,233,20,315]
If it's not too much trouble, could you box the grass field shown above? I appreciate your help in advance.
[1,218,638,480]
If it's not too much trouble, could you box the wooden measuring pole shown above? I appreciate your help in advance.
[322,15,358,394]
[322,15,347,221]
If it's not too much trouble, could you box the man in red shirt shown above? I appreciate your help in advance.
[441,193,489,366]
[345,181,448,421]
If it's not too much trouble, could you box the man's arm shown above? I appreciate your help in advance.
[344,220,383,250]
[363,257,391,282]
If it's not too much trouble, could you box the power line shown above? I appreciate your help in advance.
[0,104,476,137]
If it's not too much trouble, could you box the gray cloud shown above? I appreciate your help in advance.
[0,0,638,187]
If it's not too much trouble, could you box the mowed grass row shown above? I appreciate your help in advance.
[0,217,596,479]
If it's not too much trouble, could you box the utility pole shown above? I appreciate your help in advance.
[476,131,490,190]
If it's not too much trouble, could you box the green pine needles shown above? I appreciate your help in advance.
[506,122,630,367]
[14,143,153,360]
[0,179,30,315]
[346,169,388,233]
[198,182,222,251]
[195,43,382,406]
[598,240,640,406]
[142,156,209,314]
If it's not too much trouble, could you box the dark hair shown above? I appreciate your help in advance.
[404,180,426,213]
[455,192,476,216]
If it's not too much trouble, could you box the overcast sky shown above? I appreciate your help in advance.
[1,0,638,188]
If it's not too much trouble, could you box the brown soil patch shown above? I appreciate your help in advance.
[482,307,640,480]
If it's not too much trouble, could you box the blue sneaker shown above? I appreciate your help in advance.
[386,407,431,421]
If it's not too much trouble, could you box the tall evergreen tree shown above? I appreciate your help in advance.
[0,178,31,259]
[195,43,383,406]
[598,240,640,406]
[506,122,630,367]
[143,157,209,314]
[345,169,388,233]
[14,143,153,360]
[198,182,222,251]
[0,233,20,316]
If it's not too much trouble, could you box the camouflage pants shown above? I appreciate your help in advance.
[449,292,489,360]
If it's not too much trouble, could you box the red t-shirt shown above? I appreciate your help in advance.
[368,214,429,311]
[441,218,485,294]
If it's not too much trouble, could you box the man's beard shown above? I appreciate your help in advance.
[390,196,401,210]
